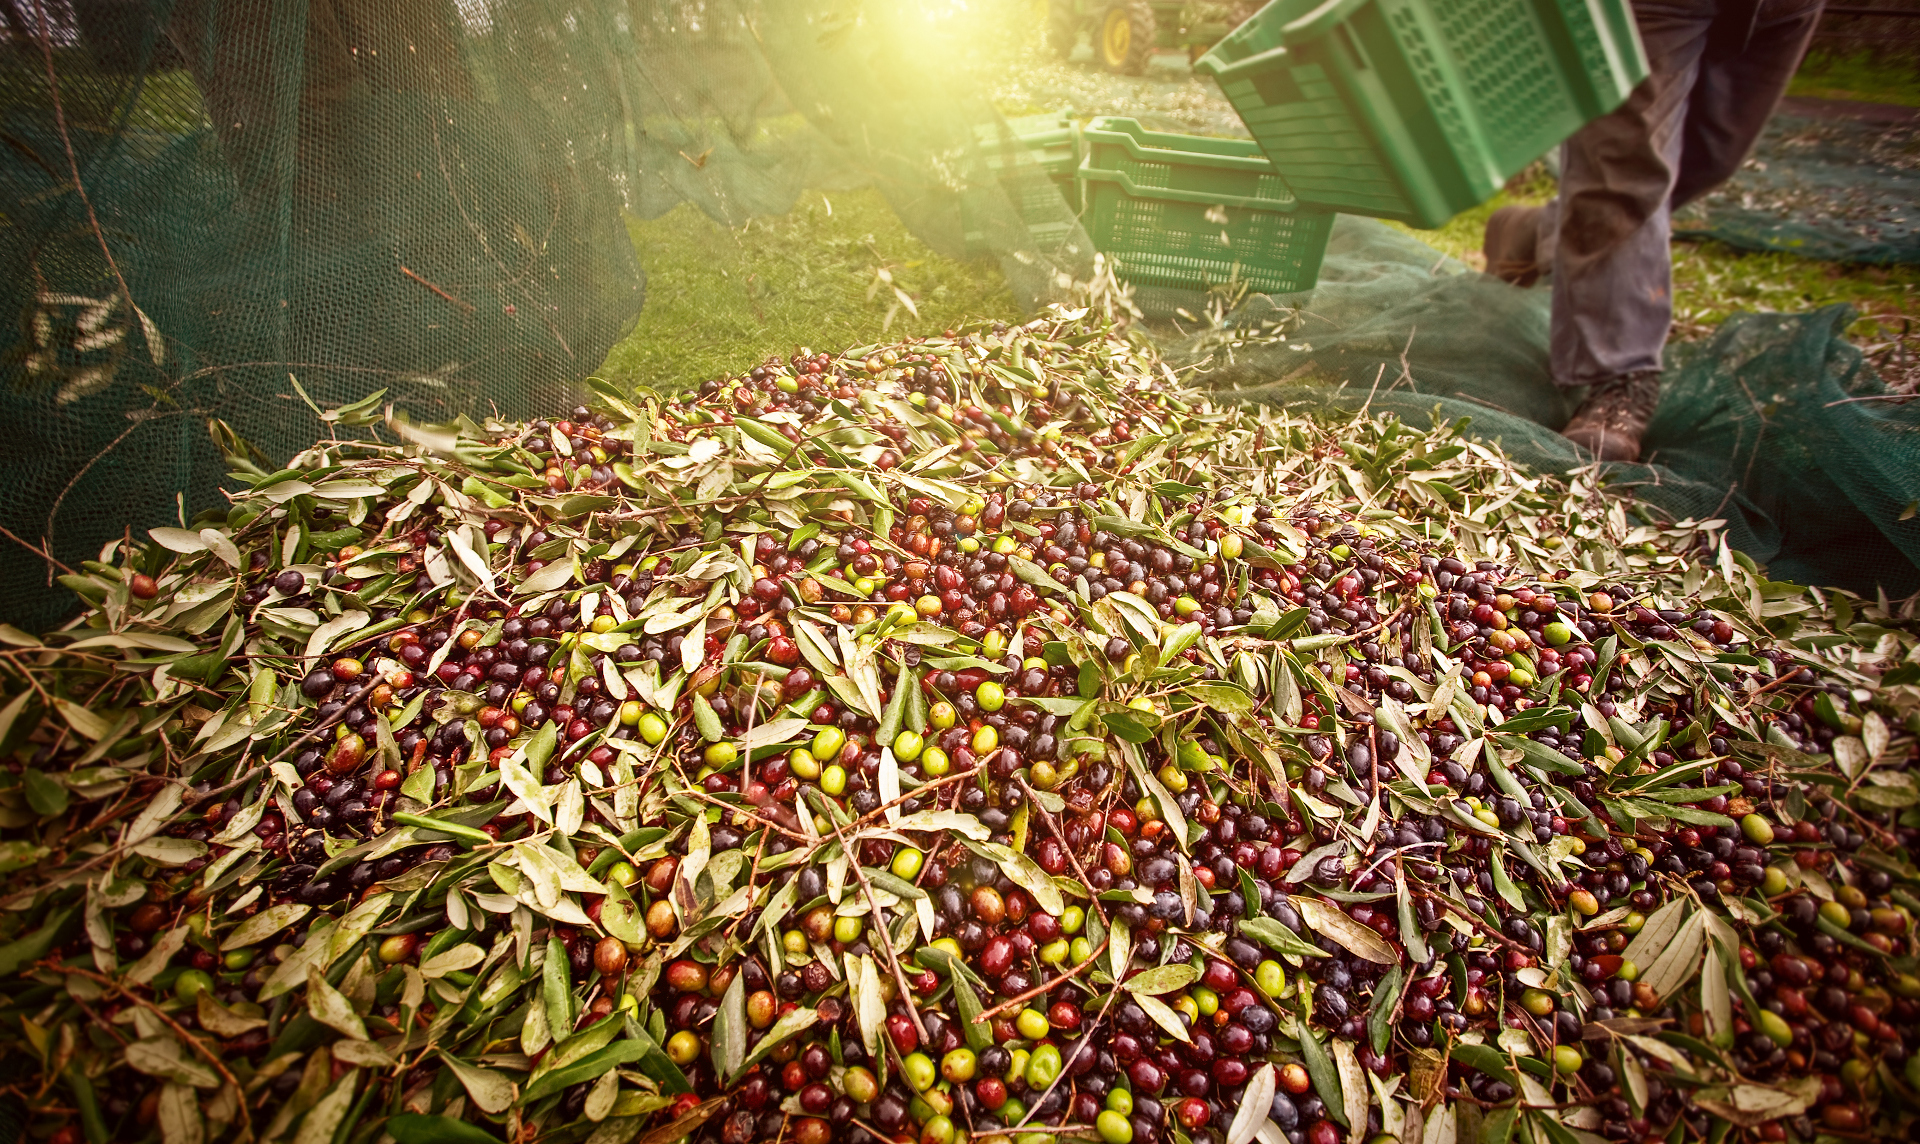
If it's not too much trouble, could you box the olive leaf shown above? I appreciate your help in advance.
[976,841,1064,915]
[733,1006,822,1082]
[713,968,746,1081]
[544,935,575,1044]
[1293,897,1395,965]
[1130,989,1191,1044]
[1332,1038,1368,1139]
[1228,1062,1275,1144]
[1122,963,1199,996]
[438,1053,516,1115]
[306,967,368,1040]
[1293,1020,1344,1125]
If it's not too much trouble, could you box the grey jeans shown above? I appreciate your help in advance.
[1541,0,1825,387]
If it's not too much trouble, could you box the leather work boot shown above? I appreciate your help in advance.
[1482,204,1545,286]
[1561,370,1661,463]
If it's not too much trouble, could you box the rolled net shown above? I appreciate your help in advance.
[0,0,1093,630]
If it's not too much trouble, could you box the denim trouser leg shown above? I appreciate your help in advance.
[1544,0,1824,387]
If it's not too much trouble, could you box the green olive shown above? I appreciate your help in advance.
[1758,1009,1793,1047]
[921,1114,956,1144]
[1761,867,1789,897]
[833,915,864,944]
[666,1030,701,1065]
[703,741,738,767]
[1192,985,1219,1016]
[1741,813,1776,845]
[637,712,669,745]
[893,730,925,762]
[1255,959,1286,995]
[789,747,822,780]
[972,724,999,755]
[892,847,925,881]
[929,701,957,730]
[1097,1110,1134,1144]
[1059,905,1085,935]
[377,933,419,965]
[813,726,848,763]
[1105,1088,1134,1115]
[619,700,645,726]
[903,1051,937,1092]
[1552,1045,1583,1074]
[173,969,214,1002]
[977,681,1006,712]
[941,1047,977,1083]
[843,1065,879,1103]
[821,765,847,797]
[1015,1007,1049,1040]
[921,746,951,776]
[1024,1043,1062,1089]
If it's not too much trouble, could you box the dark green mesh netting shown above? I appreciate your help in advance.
[0,0,1093,630]
[1165,216,1920,598]
[1672,108,1920,264]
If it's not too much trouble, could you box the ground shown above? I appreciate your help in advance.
[594,37,1920,395]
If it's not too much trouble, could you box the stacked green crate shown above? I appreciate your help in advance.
[1078,116,1334,296]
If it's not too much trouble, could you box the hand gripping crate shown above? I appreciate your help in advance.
[963,114,1084,258]
[1077,116,1333,297]
[1195,0,1648,229]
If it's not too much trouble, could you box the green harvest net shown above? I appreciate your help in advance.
[1164,216,1920,599]
[0,0,1094,631]
[1672,108,1920,265]
[2,0,1915,631]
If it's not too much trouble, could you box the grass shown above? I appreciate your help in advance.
[595,188,1019,393]
[1788,49,1920,107]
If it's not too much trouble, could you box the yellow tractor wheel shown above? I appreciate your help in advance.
[1098,1,1156,75]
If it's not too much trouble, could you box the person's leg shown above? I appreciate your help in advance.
[1671,0,1824,211]
[1548,0,1717,392]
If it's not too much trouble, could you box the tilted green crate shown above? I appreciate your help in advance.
[1196,0,1647,228]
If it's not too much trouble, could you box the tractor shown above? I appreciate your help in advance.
[1042,0,1254,75]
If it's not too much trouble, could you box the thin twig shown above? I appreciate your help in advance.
[826,811,930,1045]
[399,266,475,314]
[46,964,254,1140]
[0,524,75,577]
[976,938,1111,1023]
[1415,890,1532,956]
[1018,777,1109,928]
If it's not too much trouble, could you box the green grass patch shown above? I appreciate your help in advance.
[1789,49,1920,108]
[596,188,1019,393]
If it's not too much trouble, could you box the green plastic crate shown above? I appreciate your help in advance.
[1195,0,1648,228]
[964,114,1083,257]
[1077,116,1333,296]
